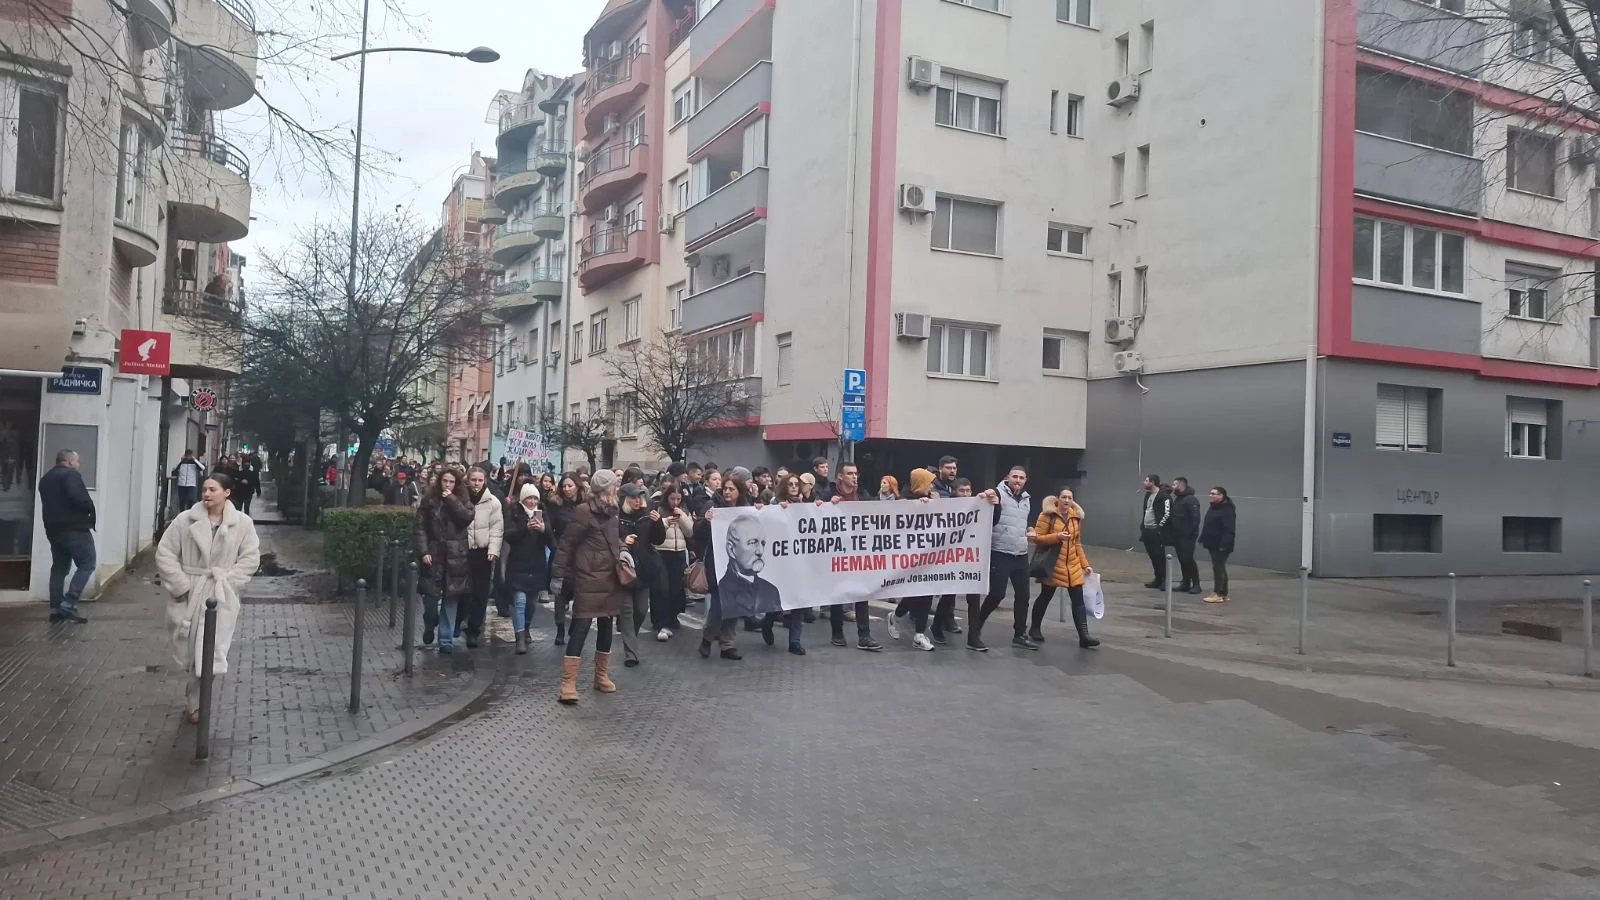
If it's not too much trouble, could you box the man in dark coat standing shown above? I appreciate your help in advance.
[1165,476,1203,594]
[38,449,95,624]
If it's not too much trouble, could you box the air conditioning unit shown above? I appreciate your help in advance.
[659,213,676,234]
[600,204,618,223]
[606,40,623,58]
[1570,135,1600,168]
[1103,317,1140,345]
[895,311,931,341]
[899,183,937,215]
[907,56,941,92]
[1112,350,1145,373]
[685,252,702,268]
[1107,76,1142,107]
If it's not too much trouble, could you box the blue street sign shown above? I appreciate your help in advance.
[841,402,866,442]
[1331,432,1352,449]
[842,368,867,403]
[375,437,398,457]
[47,366,103,395]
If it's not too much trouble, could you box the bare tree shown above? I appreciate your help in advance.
[542,411,609,474]
[604,332,758,464]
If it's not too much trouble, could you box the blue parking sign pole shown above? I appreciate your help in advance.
[841,369,868,463]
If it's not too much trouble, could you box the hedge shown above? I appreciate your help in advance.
[321,506,416,588]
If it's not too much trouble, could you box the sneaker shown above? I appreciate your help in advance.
[966,636,989,652]
[930,630,948,646]
[761,618,776,646]
[857,637,883,652]
[1011,634,1039,651]
[439,643,454,655]
[720,647,742,660]
[423,626,435,645]
[947,621,963,635]
[1027,629,1046,643]
[885,612,901,640]
[831,635,848,647]
[912,633,935,652]
[656,628,673,641]
[1144,580,1162,589]
[1203,593,1222,603]
[788,644,806,656]
[844,610,856,622]
[1186,585,1203,595]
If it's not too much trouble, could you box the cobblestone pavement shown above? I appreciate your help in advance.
[1,601,1598,899]
[0,519,480,835]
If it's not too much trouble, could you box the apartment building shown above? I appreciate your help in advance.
[486,70,579,473]
[440,152,495,464]
[0,0,254,598]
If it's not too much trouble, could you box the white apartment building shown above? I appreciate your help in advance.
[487,71,579,472]
[0,0,253,599]
[671,0,1600,577]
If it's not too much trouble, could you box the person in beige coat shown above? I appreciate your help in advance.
[460,467,504,648]
[155,473,261,723]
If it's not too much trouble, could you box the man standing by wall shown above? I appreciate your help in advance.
[1167,477,1202,594]
[38,449,95,624]
[1139,475,1172,589]
[172,449,206,511]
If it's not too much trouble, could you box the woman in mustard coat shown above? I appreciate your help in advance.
[1028,489,1100,649]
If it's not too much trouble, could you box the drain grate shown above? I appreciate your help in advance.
[0,781,95,836]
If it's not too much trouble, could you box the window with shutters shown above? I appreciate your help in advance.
[1502,517,1560,553]
[1373,515,1442,553]
[935,72,1004,136]
[932,195,1001,255]
[1375,384,1438,452]
[1507,396,1556,459]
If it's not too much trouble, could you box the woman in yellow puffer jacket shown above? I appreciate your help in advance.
[1028,489,1100,649]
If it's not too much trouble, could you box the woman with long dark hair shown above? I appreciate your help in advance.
[414,468,474,654]
[696,475,752,661]
[545,474,585,644]
[652,483,694,641]
[1028,488,1099,648]
[550,470,626,704]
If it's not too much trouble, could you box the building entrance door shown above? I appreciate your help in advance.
[0,377,43,590]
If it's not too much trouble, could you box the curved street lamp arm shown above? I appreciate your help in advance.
[331,46,469,62]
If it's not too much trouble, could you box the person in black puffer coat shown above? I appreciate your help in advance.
[617,483,666,668]
[1199,486,1237,604]
[504,482,551,654]
[544,474,584,645]
[414,469,474,654]
[1163,477,1203,595]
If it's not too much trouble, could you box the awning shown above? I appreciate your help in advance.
[0,312,73,377]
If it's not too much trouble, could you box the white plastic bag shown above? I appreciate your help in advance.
[1083,572,1105,619]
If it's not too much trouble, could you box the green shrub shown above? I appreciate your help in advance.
[321,506,415,587]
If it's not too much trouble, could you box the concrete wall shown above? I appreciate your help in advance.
[1077,362,1310,573]
[1351,284,1480,355]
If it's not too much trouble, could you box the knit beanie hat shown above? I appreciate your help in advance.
[519,483,540,502]
[590,469,617,493]
[908,468,935,497]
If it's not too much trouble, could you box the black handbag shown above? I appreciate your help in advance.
[1028,543,1061,581]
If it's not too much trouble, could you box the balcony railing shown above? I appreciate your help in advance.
[685,167,768,246]
[172,129,250,179]
[587,51,640,100]
[499,100,542,134]
[216,0,255,30]
[579,226,641,261]
[581,140,645,186]
[495,279,531,296]
[689,61,771,156]
[164,288,242,324]
[528,267,565,284]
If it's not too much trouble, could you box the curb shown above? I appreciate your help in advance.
[0,667,496,856]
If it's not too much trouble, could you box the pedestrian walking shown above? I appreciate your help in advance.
[503,483,550,654]
[461,467,504,648]
[975,466,1035,652]
[825,462,883,652]
[1166,477,1202,595]
[37,449,95,624]
[1139,474,1173,589]
[1200,486,1237,604]
[171,449,206,512]
[546,474,584,645]
[232,462,258,514]
[550,469,627,704]
[415,469,474,654]
[1028,490,1100,648]
[697,476,752,661]
[383,469,420,507]
[154,473,261,723]
[617,482,665,667]
[889,468,939,651]
[931,477,977,644]
[652,484,694,640]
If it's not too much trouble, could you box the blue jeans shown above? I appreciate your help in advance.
[424,597,457,650]
[47,530,95,615]
[512,590,532,632]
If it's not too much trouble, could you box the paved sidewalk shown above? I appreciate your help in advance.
[0,504,487,840]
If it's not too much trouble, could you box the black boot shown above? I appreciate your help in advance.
[515,630,528,655]
[1073,607,1100,648]
[554,622,566,646]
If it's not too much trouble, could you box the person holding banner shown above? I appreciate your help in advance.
[550,469,626,704]
[696,475,755,661]
[1029,489,1100,649]
[974,466,1036,653]
[888,468,939,652]
[825,462,884,652]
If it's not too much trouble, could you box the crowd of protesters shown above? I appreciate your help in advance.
[367,450,1238,705]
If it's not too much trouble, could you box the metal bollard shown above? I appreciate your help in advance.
[374,539,387,602]
[388,539,402,628]
[195,598,218,761]
[1297,567,1309,656]
[1164,553,1174,638]
[1584,579,1593,679]
[351,579,366,712]
[403,562,418,676]
[1446,572,1457,668]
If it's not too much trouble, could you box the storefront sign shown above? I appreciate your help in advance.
[47,366,103,395]
[117,330,171,376]
[191,387,217,411]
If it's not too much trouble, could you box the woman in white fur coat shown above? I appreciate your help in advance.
[155,472,261,722]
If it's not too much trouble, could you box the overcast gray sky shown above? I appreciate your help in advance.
[235,0,604,261]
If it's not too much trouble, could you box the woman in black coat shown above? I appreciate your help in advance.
[1198,486,1237,603]
[503,482,551,655]
[544,474,584,645]
[414,469,474,653]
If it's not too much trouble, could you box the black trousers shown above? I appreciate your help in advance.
[901,596,932,633]
[565,616,613,658]
[933,595,958,632]
[830,601,873,639]
[1140,529,1166,582]
[462,547,493,638]
[659,551,688,628]
[1209,549,1231,596]
[1172,538,1199,588]
[979,552,1030,636]
[1032,583,1085,631]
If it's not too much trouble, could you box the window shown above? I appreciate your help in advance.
[546,393,560,421]
[625,112,645,147]
[1506,264,1558,320]
[1507,129,1558,196]
[623,196,646,233]
[1512,15,1556,64]
[622,297,641,342]
[506,337,519,370]
[1135,144,1150,196]
[617,393,640,434]
[1507,397,1553,459]
[671,80,694,125]
[1418,0,1463,11]
[587,398,602,420]
[548,319,561,361]
[1140,21,1155,70]
[1115,34,1130,74]
[935,72,1004,136]
[776,332,793,386]
[1376,384,1438,452]
[1041,330,1086,376]
[1502,517,1560,553]
[926,321,992,377]
[932,195,1000,255]
[570,402,581,420]
[948,0,1002,11]
[495,403,505,434]
[1373,515,1442,553]
[667,282,685,331]
[1354,68,1472,155]
[671,174,690,213]
[1,78,62,200]
[589,312,608,354]
[1108,271,1122,316]
[1352,216,1466,295]
[571,323,584,359]
[526,396,539,426]
[1132,266,1148,315]
[694,325,754,379]
[1064,94,1083,136]
[527,328,541,362]
[1049,90,1058,134]
[1056,0,1091,27]
[1110,153,1125,204]
[116,120,150,227]
[1047,223,1088,256]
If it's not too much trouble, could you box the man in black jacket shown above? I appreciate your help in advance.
[38,450,95,624]
[1165,477,1203,594]
[1139,474,1172,589]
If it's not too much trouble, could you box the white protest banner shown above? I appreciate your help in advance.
[709,498,992,615]
[505,428,546,467]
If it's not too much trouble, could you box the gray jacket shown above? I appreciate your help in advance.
[991,481,1031,556]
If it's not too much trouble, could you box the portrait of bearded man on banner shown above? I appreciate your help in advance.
[718,515,783,618]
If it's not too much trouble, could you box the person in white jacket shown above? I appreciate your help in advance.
[461,466,504,649]
[155,473,260,723]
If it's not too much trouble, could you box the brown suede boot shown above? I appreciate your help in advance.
[557,657,580,705]
[592,651,617,693]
